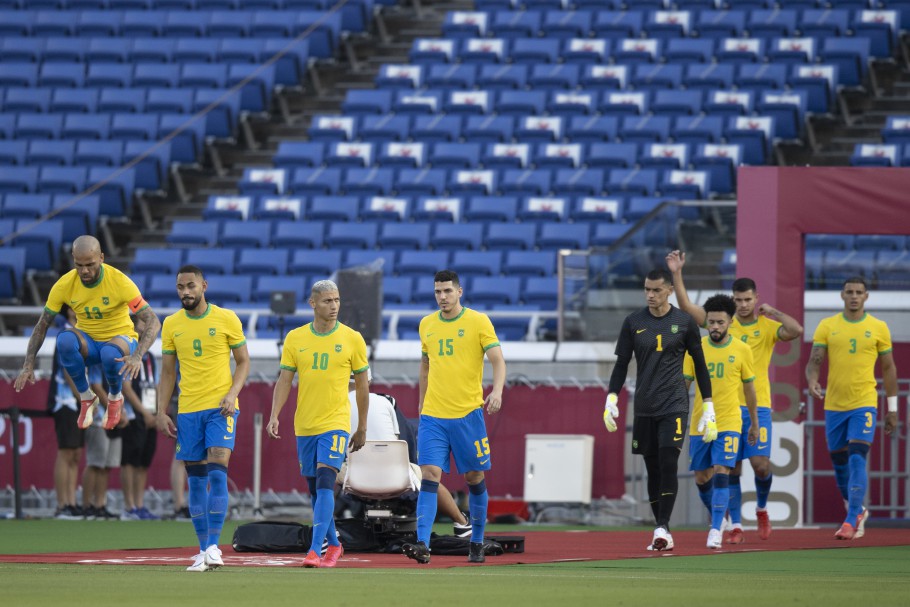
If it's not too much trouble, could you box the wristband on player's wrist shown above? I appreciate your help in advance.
[887,396,898,413]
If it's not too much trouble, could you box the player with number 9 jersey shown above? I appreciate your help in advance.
[161,305,246,415]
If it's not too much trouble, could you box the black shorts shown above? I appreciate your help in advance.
[632,412,687,456]
[121,417,158,468]
[53,408,85,450]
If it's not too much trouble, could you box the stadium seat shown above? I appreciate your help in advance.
[184,248,236,275]
[484,223,536,251]
[0,246,26,300]
[377,222,431,250]
[289,249,343,276]
[469,276,522,306]
[205,276,253,304]
[324,222,378,249]
[167,220,220,247]
[235,249,290,275]
[431,222,483,250]
[397,250,450,277]
[450,251,503,277]
[272,221,325,249]
[132,248,183,275]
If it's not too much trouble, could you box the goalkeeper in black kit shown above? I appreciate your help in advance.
[603,269,713,552]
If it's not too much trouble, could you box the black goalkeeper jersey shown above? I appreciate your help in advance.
[614,305,705,417]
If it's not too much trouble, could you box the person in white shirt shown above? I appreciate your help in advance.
[340,387,472,537]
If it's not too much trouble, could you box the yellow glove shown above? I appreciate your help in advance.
[698,400,718,442]
[604,393,619,432]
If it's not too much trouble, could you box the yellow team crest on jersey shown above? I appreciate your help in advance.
[102,296,110,305]
[458,329,465,337]
[209,328,216,336]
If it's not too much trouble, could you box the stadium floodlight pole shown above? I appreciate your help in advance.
[253,412,263,518]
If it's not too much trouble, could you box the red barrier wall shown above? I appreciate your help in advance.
[0,382,626,500]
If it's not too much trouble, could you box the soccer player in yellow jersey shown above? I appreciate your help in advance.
[267,279,370,569]
[806,276,899,540]
[15,235,161,432]
[155,265,249,572]
[401,270,506,565]
[683,294,759,549]
[668,250,803,542]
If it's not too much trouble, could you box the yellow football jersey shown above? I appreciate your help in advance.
[812,312,893,411]
[161,304,246,414]
[45,264,146,342]
[730,315,781,408]
[420,307,500,419]
[279,321,369,436]
[684,335,755,435]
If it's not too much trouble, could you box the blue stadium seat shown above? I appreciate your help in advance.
[378,222,431,250]
[463,116,514,143]
[0,246,26,300]
[607,168,658,196]
[547,91,596,117]
[345,168,395,196]
[704,89,753,119]
[1,193,50,219]
[716,37,765,64]
[819,38,870,87]
[3,88,50,113]
[221,220,273,248]
[849,144,898,167]
[482,143,529,169]
[853,9,898,58]
[660,170,711,199]
[235,249,290,275]
[683,63,735,91]
[639,143,687,171]
[451,250,503,277]
[875,250,910,290]
[38,166,87,195]
[0,141,27,166]
[174,39,220,63]
[146,273,179,304]
[644,10,694,40]
[504,250,556,276]
[541,10,593,39]
[16,113,63,140]
[255,196,305,222]
[272,220,325,249]
[538,222,589,250]
[167,220,220,247]
[132,248,184,275]
[756,90,807,140]
[378,143,426,168]
[553,168,605,197]
[767,37,816,66]
[63,114,111,141]
[289,249,343,276]
[205,275,253,304]
[409,38,456,65]
[185,247,236,275]
[484,223,536,250]
[692,143,742,195]
[227,64,276,112]
[307,115,357,142]
[587,143,638,169]
[469,276,521,306]
[0,167,39,193]
[464,196,518,222]
[665,38,715,63]
[11,218,64,271]
[382,276,414,305]
[51,194,99,241]
[376,64,425,89]
[747,9,797,39]
[253,275,308,304]
[599,91,648,116]
[512,38,561,64]
[580,64,628,90]
[566,116,618,142]
[98,89,146,114]
[725,116,773,165]
[130,36,174,62]
[432,222,483,250]
[412,196,461,223]
[443,90,492,115]
[361,195,411,221]
[460,37,508,64]
[411,115,462,143]
[516,116,563,142]
[396,169,448,196]
[806,234,855,252]
[343,250,397,275]
[500,169,551,197]
[429,143,480,169]
[801,9,849,39]
[477,65,529,91]
[522,277,558,309]
[490,11,541,39]
[562,38,610,64]
[290,168,343,196]
[615,38,662,64]
[631,64,683,92]
[361,116,412,143]
[324,222,378,249]
[397,250,450,277]
[591,223,634,247]
[34,11,76,37]
[202,195,251,221]
[124,140,171,191]
[393,90,444,116]
[535,144,583,169]
[651,90,702,117]
[673,115,724,144]
[571,197,622,223]
[133,63,180,88]
[592,11,643,39]
[50,89,99,114]
[449,169,496,196]
[736,64,788,93]
[326,142,374,168]
[342,90,392,115]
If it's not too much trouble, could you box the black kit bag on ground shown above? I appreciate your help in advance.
[232,521,314,553]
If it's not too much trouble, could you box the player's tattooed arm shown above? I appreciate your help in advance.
[805,345,827,399]
[134,305,161,358]
[15,308,56,391]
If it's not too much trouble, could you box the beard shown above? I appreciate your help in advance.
[710,330,727,343]
[181,296,200,310]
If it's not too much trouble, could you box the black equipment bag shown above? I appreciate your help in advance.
[232,521,313,553]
